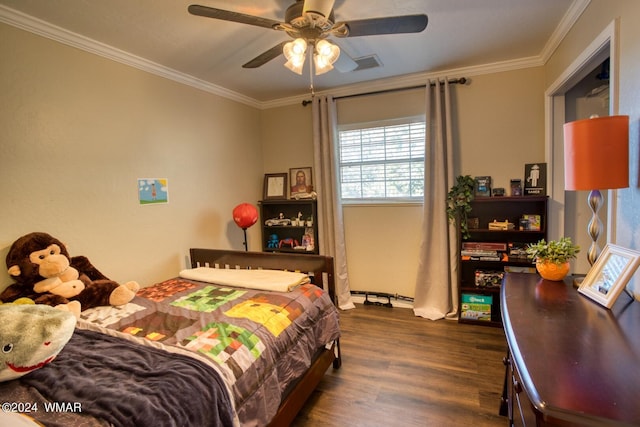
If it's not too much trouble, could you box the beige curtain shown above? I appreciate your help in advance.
[311,95,355,310]
[413,79,458,320]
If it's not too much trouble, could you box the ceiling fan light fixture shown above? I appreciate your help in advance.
[313,57,333,75]
[284,59,305,74]
[313,39,340,74]
[283,38,307,74]
[283,38,307,59]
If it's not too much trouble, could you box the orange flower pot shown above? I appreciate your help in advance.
[535,260,570,281]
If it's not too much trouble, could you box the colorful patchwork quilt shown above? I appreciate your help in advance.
[0,276,340,427]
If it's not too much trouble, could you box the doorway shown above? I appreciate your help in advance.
[545,20,618,275]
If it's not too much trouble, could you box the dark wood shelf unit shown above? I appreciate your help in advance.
[458,196,548,327]
[259,199,319,255]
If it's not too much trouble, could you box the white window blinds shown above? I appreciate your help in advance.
[338,120,425,201]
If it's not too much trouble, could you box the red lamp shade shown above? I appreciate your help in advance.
[563,115,629,190]
[233,203,258,229]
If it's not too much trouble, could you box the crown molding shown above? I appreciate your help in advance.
[0,5,262,109]
[261,55,544,109]
[540,0,591,63]
[1,1,586,110]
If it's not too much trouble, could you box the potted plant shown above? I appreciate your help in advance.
[446,175,475,239]
[526,237,580,281]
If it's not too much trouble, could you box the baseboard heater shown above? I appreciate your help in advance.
[351,291,414,308]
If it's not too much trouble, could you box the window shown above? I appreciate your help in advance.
[338,119,425,202]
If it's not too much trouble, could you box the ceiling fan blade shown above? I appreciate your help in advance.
[188,4,282,30]
[339,14,428,37]
[242,41,288,68]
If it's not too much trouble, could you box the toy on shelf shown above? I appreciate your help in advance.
[488,220,515,230]
[265,213,291,226]
[279,238,299,248]
[267,234,279,249]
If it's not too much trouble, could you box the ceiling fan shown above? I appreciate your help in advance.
[188,0,428,74]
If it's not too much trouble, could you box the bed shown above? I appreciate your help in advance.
[0,249,342,427]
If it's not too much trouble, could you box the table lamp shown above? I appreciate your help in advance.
[233,203,258,251]
[563,115,629,265]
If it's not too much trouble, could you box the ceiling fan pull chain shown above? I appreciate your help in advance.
[309,45,315,97]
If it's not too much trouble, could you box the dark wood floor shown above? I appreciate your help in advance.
[292,303,509,427]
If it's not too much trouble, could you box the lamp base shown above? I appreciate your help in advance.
[586,189,603,266]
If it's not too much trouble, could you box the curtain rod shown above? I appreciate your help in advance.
[301,77,467,106]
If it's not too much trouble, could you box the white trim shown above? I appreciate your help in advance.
[545,20,615,97]
[544,19,619,243]
[540,0,591,63]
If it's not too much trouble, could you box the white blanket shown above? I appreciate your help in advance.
[179,267,310,292]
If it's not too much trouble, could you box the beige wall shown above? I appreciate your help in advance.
[5,0,639,299]
[457,68,546,188]
[260,103,314,177]
[0,23,264,290]
[545,0,640,292]
[262,68,545,298]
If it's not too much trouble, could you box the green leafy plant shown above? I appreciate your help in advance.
[446,175,475,239]
[526,237,580,264]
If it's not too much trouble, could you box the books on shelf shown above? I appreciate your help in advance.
[462,242,507,251]
[461,242,505,261]
[507,242,529,260]
[460,250,505,261]
[461,294,492,321]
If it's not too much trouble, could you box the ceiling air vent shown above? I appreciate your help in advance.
[353,55,382,71]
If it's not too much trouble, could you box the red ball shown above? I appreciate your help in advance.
[233,203,258,229]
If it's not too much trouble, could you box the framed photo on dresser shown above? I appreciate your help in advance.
[578,244,640,308]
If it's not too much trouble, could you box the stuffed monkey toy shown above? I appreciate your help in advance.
[1,232,139,317]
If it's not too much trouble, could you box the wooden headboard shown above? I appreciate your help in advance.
[190,248,341,426]
[189,249,336,305]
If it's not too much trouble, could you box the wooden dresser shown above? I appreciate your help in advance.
[501,273,640,426]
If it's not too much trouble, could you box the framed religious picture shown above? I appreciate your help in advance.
[578,244,640,308]
[263,173,288,200]
[289,167,313,198]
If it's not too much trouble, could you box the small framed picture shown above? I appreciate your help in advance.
[473,176,491,197]
[263,173,288,200]
[138,178,168,205]
[578,244,640,308]
[289,167,313,198]
[510,179,522,196]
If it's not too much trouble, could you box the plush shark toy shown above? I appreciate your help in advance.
[0,304,76,382]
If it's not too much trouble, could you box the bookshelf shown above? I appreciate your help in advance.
[259,199,319,254]
[458,196,548,326]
